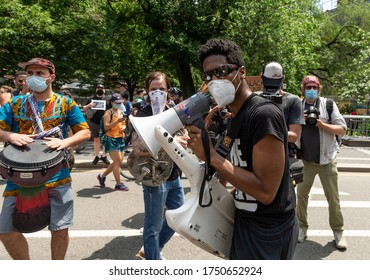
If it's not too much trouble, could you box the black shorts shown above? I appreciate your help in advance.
[87,119,100,138]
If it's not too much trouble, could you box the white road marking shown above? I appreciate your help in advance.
[337,157,370,161]
[356,148,370,156]
[308,230,370,237]
[308,187,349,196]
[25,229,143,238]
[23,229,370,238]
[308,200,370,208]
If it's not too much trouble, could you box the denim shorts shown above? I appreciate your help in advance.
[0,183,74,234]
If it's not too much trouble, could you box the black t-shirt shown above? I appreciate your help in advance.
[85,94,112,124]
[301,102,320,163]
[231,95,295,223]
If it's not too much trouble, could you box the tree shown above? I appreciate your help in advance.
[315,0,370,104]
[136,0,238,97]
[0,0,110,91]
[226,0,322,95]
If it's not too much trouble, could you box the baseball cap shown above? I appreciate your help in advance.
[302,75,320,87]
[262,62,284,88]
[111,93,123,103]
[18,58,55,74]
[96,84,105,89]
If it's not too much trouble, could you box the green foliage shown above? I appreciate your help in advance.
[315,0,370,103]
[226,0,321,95]
[0,0,369,107]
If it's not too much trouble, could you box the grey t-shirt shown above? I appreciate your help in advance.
[281,92,305,127]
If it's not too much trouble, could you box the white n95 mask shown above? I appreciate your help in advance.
[207,80,235,107]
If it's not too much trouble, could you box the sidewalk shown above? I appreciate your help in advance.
[71,141,129,169]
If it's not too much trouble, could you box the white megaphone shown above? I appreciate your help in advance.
[154,125,235,258]
[129,92,212,158]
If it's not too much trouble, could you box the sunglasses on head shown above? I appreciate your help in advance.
[201,64,239,82]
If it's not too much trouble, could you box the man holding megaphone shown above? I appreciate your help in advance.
[186,38,299,260]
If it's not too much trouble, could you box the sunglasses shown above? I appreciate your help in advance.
[201,64,239,82]
[305,86,319,90]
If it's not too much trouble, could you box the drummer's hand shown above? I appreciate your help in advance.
[8,133,35,146]
[43,137,69,150]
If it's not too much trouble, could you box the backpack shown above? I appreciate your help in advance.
[326,98,343,145]
[100,109,114,145]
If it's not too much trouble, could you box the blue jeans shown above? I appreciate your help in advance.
[142,176,184,260]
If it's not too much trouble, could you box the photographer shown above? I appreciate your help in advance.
[297,75,348,250]
[261,62,304,149]
[260,62,305,187]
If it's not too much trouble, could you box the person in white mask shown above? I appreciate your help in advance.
[96,93,129,191]
[187,38,298,260]
[132,71,188,260]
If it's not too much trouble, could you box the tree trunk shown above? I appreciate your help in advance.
[177,62,195,99]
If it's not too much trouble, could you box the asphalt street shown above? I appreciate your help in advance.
[0,141,370,261]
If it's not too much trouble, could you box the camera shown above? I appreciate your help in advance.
[260,89,283,104]
[305,106,320,125]
[220,109,228,118]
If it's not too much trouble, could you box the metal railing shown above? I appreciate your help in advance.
[342,115,370,139]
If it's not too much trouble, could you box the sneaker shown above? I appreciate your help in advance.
[92,156,100,165]
[137,247,145,259]
[298,228,307,243]
[97,174,106,188]
[115,183,129,191]
[75,146,85,154]
[137,246,166,260]
[334,231,347,250]
[100,156,110,165]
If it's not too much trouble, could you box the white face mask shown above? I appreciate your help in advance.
[113,103,126,113]
[26,76,49,92]
[207,80,235,107]
[207,69,241,107]
[149,89,167,115]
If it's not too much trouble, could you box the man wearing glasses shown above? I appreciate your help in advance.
[186,38,298,259]
[297,75,347,250]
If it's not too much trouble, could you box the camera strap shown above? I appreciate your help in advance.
[216,93,261,157]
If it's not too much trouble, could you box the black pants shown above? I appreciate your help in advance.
[230,210,298,260]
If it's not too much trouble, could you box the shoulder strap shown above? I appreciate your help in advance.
[216,93,264,157]
[326,98,333,123]
[101,109,114,132]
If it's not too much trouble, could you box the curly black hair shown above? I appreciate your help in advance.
[198,38,245,71]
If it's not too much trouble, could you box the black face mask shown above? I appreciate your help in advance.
[96,90,104,96]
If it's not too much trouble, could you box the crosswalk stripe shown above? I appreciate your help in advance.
[24,229,370,238]
[25,229,143,238]
[309,200,370,208]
